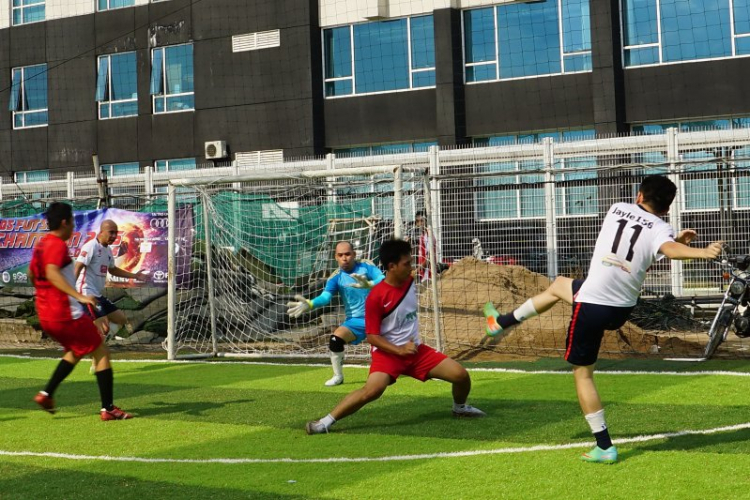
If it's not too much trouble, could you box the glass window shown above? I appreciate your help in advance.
[623,0,747,67]
[324,27,352,97]
[9,64,48,129]
[96,53,138,119]
[323,15,436,97]
[151,44,194,113]
[12,0,44,25]
[464,0,591,83]
[474,129,596,219]
[15,170,49,183]
[101,162,140,177]
[155,158,197,172]
[334,140,437,157]
[354,19,409,94]
[464,8,497,82]
[97,0,134,11]
[498,0,561,78]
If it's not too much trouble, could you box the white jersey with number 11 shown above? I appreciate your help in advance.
[575,202,675,308]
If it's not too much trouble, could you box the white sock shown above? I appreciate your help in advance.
[513,299,539,322]
[320,414,336,428]
[330,351,344,378]
[584,409,607,434]
[452,402,467,411]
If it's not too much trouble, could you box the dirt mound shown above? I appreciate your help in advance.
[421,257,675,361]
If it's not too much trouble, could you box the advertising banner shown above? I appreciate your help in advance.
[0,206,193,288]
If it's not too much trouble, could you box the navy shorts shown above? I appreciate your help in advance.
[564,280,634,366]
[84,296,119,319]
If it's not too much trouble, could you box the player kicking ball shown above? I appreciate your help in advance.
[306,239,484,434]
[287,241,384,386]
[484,175,721,463]
[30,202,133,421]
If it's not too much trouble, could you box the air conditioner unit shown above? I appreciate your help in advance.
[205,140,228,160]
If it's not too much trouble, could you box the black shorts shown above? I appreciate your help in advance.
[564,280,634,366]
[84,296,119,319]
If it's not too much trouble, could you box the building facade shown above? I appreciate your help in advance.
[1,0,750,182]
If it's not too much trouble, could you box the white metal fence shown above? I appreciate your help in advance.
[3,127,750,358]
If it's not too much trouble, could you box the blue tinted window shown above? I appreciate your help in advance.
[11,64,47,128]
[412,71,435,87]
[334,141,436,157]
[98,53,137,119]
[152,44,194,113]
[354,19,409,94]
[562,0,591,53]
[680,120,730,131]
[155,158,196,172]
[622,0,658,46]
[660,0,731,62]
[102,162,139,177]
[564,54,591,72]
[464,8,496,64]
[16,170,49,183]
[12,0,44,25]
[736,36,750,55]
[466,64,496,82]
[736,0,750,34]
[324,27,352,79]
[411,16,435,69]
[624,46,659,66]
[497,0,561,78]
[98,0,133,10]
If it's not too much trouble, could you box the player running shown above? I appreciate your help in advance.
[484,175,722,463]
[75,219,149,338]
[287,241,384,386]
[306,239,484,434]
[30,203,133,421]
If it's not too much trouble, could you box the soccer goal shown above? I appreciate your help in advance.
[165,164,441,360]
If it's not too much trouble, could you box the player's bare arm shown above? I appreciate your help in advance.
[366,334,418,356]
[108,266,148,281]
[74,261,85,280]
[44,263,97,306]
[659,240,723,260]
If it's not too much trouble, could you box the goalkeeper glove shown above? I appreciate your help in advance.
[287,295,313,318]
[348,273,375,289]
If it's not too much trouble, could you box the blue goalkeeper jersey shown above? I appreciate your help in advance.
[311,261,385,319]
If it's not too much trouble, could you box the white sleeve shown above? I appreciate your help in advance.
[76,240,94,265]
[653,224,675,258]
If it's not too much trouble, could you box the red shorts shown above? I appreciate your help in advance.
[370,344,448,382]
[41,316,102,358]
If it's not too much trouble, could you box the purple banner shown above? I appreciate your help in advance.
[0,207,193,288]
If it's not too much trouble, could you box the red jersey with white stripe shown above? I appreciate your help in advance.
[365,277,419,346]
[75,237,114,296]
[30,234,84,322]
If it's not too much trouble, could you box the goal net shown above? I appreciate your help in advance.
[166,165,435,359]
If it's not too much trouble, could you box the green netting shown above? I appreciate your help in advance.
[210,192,373,282]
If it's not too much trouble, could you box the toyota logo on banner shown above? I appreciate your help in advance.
[150,218,169,229]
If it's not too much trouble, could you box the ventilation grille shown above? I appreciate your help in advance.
[232,30,281,53]
[235,150,284,168]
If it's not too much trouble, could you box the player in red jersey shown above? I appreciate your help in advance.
[29,202,133,421]
[305,238,484,434]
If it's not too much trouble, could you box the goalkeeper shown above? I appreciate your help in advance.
[287,241,385,386]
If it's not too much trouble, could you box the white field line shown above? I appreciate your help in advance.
[2,353,750,377]
[2,422,749,464]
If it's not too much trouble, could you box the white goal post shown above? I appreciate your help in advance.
[165,164,441,360]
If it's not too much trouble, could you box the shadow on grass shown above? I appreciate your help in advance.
[620,427,750,461]
[0,463,309,500]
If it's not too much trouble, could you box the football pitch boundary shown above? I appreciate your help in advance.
[4,353,750,378]
[1,422,749,464]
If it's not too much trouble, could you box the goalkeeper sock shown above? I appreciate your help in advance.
[44,359,76,396]
[320,414,336,429]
